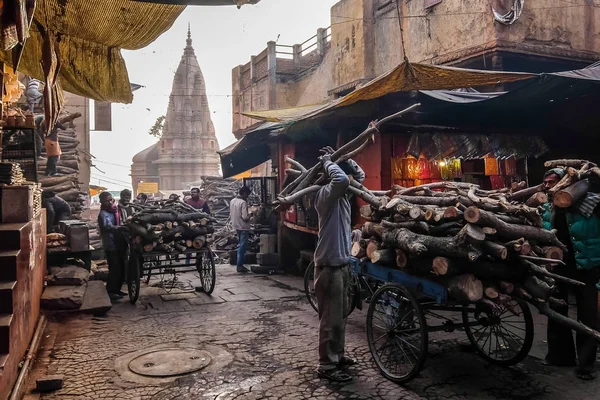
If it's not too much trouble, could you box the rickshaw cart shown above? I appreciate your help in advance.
[351,258,534,384]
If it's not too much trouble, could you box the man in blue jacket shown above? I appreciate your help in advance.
[314,146,365,382]
[542,168,600,380]
[98,192,127,301]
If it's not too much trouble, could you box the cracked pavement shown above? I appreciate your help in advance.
[26,265,600,399]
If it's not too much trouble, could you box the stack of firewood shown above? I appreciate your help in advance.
[37,113,85,219]
[542,159,600,208]
[125,200,216,253]
[278,105,600,340]
[0,162,25,185]
[200,176,241,227]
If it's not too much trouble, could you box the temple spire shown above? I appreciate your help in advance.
[186,23,192,48]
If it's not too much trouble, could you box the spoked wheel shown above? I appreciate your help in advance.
[304,262,318,313]
[303,262,357,316]
[196,250,216,295]
[127,251,141,304]
[462,297,534,366]
[366,284,428,384]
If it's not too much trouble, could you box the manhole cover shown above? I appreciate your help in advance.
[128,348,212,377]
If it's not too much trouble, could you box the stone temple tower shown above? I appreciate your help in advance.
[154,25,221,190]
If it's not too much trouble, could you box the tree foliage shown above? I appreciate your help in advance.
[149,115,166,139]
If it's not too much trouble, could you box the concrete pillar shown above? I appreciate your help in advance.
[250,55,257,82]
[293,44,302,66]
[267,41,277,109]
[317,28,326,58]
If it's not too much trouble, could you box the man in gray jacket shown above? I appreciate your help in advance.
[314,146,365,382]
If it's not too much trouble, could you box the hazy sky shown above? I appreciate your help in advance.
[88,0,339,190]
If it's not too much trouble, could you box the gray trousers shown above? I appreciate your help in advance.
[315,264,349,370]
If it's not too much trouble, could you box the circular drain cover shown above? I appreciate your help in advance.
[128,348,212,377]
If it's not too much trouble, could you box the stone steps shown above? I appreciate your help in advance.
[0,314,13,354]
[0,281,16,314]
[0,250,20,282]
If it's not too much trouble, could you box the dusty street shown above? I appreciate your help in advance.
[26,265,599,400]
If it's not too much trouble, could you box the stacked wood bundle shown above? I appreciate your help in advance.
[200,176,241,227]
[277,106,600,340]
[0,162,25,185]
[542,159,600,208]
[87,222,103,250]
[125,200,216,253]
[37,113,86,219]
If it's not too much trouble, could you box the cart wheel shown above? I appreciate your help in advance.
[303,262,357,316]
[462,297,533,366]
[366,284,428,384]
[197,250,216,295]
[304,262,319,313]
[127,252,141,304]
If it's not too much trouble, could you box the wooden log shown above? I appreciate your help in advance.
[510,184,544,200]
[193,236,206,249]
[446,274,483,302]
[360,205,380,222]
[366,240,380,259]
[526,192,548,208]
[39,174,78,187]
[371,249,396,266]
[533,302,600,343]
[408,206,425,221]
[42,181,76,193]
[481,241,508,260]
[397,181,475,196]
[548,297,567,308]
[542,246,564,261]
[395,249,408,268]
[462,260,524,281]
[523,275,553,301]
[351,242,366,258]
[431,256,461,276]
[346,185,384,209]
[482,227,497,235]
[553,179,590,208]
[544,159,594,169]
[479,298,503,314]
[519,254,565,265]
[484,286,500,299]
[520,259,584,286]
[519,241,532,255]
[394,195,473,208]
[499,281,514,294]
[442,206,463,221]
[382,228,482,261]
[455,224,486,246]
[464,207,567,251]
[362,222,385,239]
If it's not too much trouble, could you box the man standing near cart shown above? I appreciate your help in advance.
[230,186,252,273]
[314,146,365,382]
[541,168,600,380]
[98,191,127,301]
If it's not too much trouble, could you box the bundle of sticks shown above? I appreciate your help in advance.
[277,105,600,341]
[125,200,216,253]
[0,162,25,185]
[200,176,241,228]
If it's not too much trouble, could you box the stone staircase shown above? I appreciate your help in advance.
[0,216,46,399]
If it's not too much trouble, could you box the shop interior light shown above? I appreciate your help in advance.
[439,160,446,167]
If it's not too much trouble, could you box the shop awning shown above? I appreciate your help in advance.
[0,1,185,103]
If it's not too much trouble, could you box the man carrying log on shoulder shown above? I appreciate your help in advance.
[314,146,365,382]
[542,168,600,380]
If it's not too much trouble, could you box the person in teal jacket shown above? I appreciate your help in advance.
[541,168,600,380]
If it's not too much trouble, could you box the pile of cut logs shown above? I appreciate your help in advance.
[0,162,25,185]
[200,177,242,252]
[37,113,85,219]
[125,200,215,253]
[278,104,600,341]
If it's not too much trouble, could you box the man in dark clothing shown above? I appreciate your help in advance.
[98,192,126,301]
[542,168,600,380]
[118,189,134,222]
[42,191,71,232]
[313,146,365,382]
[185,187,211,214]
[136,193,148,204]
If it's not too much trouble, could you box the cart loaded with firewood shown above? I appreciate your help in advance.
[277,105,600,384]
[122,199,217,304]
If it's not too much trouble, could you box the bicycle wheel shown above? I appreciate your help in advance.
[463,296,533,366]
[127,251,141,304]
[366,284,428,384]
[197,250,216,295]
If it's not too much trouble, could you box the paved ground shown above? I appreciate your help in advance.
[25,265,600,400]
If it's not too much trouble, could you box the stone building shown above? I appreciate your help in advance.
[232,0,599,137]
[132,27,220,192]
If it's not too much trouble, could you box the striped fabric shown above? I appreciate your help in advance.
[574,193,600,218]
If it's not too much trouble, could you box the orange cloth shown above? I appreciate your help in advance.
[45,138,61,157]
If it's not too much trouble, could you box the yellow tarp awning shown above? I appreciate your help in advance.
[0,1,185,103]
[241,61,536,123]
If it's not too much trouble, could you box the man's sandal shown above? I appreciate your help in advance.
[316,368,352,382]
[338,356,357,368]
